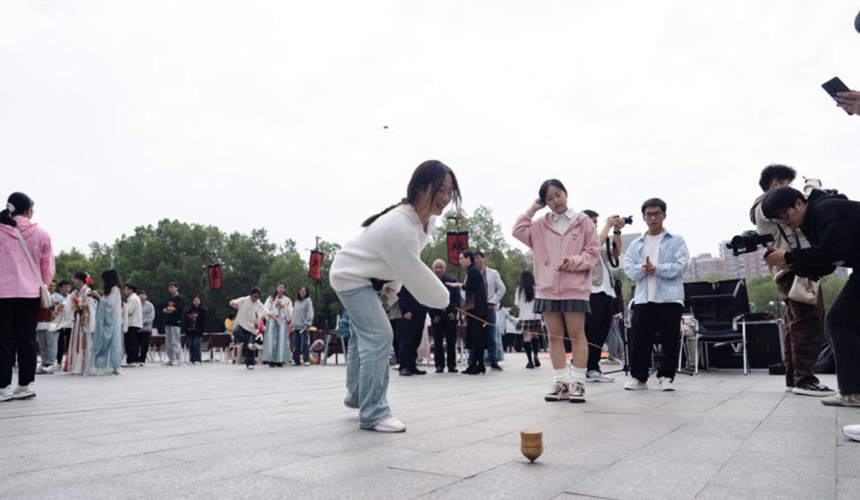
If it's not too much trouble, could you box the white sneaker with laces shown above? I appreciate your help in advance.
[12,384,36,400]
[586,370,615,383]
[624,379,648,391]
[658,377,675,391]
[370,416,406,433]
[844,425,860,442]
[0,385,13,402]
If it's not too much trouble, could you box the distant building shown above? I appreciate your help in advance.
[718,241,770,281]
[684,253,728,282]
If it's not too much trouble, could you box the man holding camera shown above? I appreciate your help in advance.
[751,165,834,397]
[763,186,860,443]
[582,211,626,382]
[623,198,689,391]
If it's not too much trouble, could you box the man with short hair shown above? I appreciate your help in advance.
[751,165,834,396]
[138,290,155,366]
[162,282,184,366]
[123,284,142,366]
[429,259,460,373]
[623,198,689,392]
[397,286,428,376]
[763,187,860,443]
[475,250,506,371]
[230,288,277,369]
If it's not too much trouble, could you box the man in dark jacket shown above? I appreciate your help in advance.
[397,286,428,376]
[428,259,461,373]
[763,187,860,412]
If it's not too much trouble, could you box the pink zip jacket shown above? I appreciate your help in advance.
[0,216,54,299]
[513,209,599,301]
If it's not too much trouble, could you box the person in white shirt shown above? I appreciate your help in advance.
[122,284,142,366]
[138,290,155,366]
[583,210,626,383]
[230,288,277,369]
[52,280,74,370]
[474,251,506,371]
[329,160,459,433]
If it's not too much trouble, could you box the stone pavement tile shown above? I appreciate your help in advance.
[8,479,133,500]
[740,428,835,458]
[837,444,860,479]
[706,449,835,500]
[2,435,99,459]
[565,456,723,500]
[838,476,860,500]
[0,457,50,476]
[632,433,744,465]
[672,417,760,440]
[0,455,185,497]
[693,484,806,500]
[283,467,461,500]
[258,446,428,484]
[414,462,598,500]
[31,434,210,466]
[392,441,522,478]
[755,414,835,436]
[386,425,507,453]
[160,472,304,500]
[282,427,411,456]
[513,435,641,471]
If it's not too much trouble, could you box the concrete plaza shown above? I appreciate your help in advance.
[1,355,857,500]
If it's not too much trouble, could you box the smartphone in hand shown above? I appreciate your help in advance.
[822,77,854,115]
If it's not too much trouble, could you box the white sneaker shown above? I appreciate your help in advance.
[370,416,406,433]
[12,384,36,400]
[246,365,255,370]
[658,377,675,392]
[0,385,13,402]
[624,379,648,391]
[304,362,310,366]
[43,364,55,374]
[36,365,46,374]
[844,425,860,442]
[586,370,615,383]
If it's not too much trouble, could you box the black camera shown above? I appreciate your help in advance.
[726,231,774,256]
[623,216,633,225]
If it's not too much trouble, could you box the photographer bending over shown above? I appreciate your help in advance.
[751,165,834,397]
[763,186,860,442]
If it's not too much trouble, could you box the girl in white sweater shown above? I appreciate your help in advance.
[329,160,460,432]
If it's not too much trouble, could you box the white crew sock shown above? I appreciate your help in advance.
[570,366,587,385]
[553,369,570,384]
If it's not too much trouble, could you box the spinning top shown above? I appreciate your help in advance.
[520,428,543,463]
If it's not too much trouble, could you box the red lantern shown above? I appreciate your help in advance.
[308,250,324,281]
[446,231,469,265]
[208,264,223,289]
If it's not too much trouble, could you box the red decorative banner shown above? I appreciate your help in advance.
[446,231,469,266]
[208,264,222,289]
[308,250,324,281]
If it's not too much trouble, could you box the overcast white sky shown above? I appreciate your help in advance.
[2,1,859,260]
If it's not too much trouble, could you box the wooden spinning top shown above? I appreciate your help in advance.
[520,428,543,463]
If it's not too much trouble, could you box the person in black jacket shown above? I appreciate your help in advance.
[763,187,860,411]
[450,250,488,375]
[397,286,428,376]
[429,259,461,373]
[184,296,207,365]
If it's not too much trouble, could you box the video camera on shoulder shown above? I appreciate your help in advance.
[726,230,774,256]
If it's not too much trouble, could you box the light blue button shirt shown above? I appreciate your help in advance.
[624,231,689,305]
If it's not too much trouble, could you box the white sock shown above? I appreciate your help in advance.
[553,369,570,384]
[570,366,587,385]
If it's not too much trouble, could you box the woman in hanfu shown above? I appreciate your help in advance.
[85,269,124,376]
[263,282,293,367]
[65,272,97,374]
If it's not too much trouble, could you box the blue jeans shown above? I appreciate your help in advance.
[189,336,202,363]
[292,330,309,364]
[337,286,393,429]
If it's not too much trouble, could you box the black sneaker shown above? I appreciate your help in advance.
[435,368,444,373]
[792,382,837,397]
[490,362,503,372]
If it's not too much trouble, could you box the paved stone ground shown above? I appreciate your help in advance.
[1,354,858,500]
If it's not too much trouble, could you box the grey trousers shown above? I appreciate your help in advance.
[165,326,183,362]
[36,329,58,366]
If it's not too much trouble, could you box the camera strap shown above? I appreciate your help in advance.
[605,237,620,268]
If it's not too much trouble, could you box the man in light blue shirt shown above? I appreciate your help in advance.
[623,198,689,392]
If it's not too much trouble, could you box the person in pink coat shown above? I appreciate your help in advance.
[0,192,54,402]
[513,179,599,403]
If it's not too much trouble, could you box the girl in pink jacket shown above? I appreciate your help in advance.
[513,179,599,403]
[0,192,55,402]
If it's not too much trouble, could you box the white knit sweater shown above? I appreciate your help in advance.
[329,204,448,310]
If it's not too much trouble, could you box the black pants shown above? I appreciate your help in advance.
[585,292,613,372]
[189,335,202,363]
[630,302,683,382]
[826,273,860,395]
[432,317,457,370]
[125,327,140,364]
[398,313,426,372]
[390,319,403,363]
[234,326,256,366]
[137,330,151,363]
[56,327,71,367]
[0,298,40,388]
